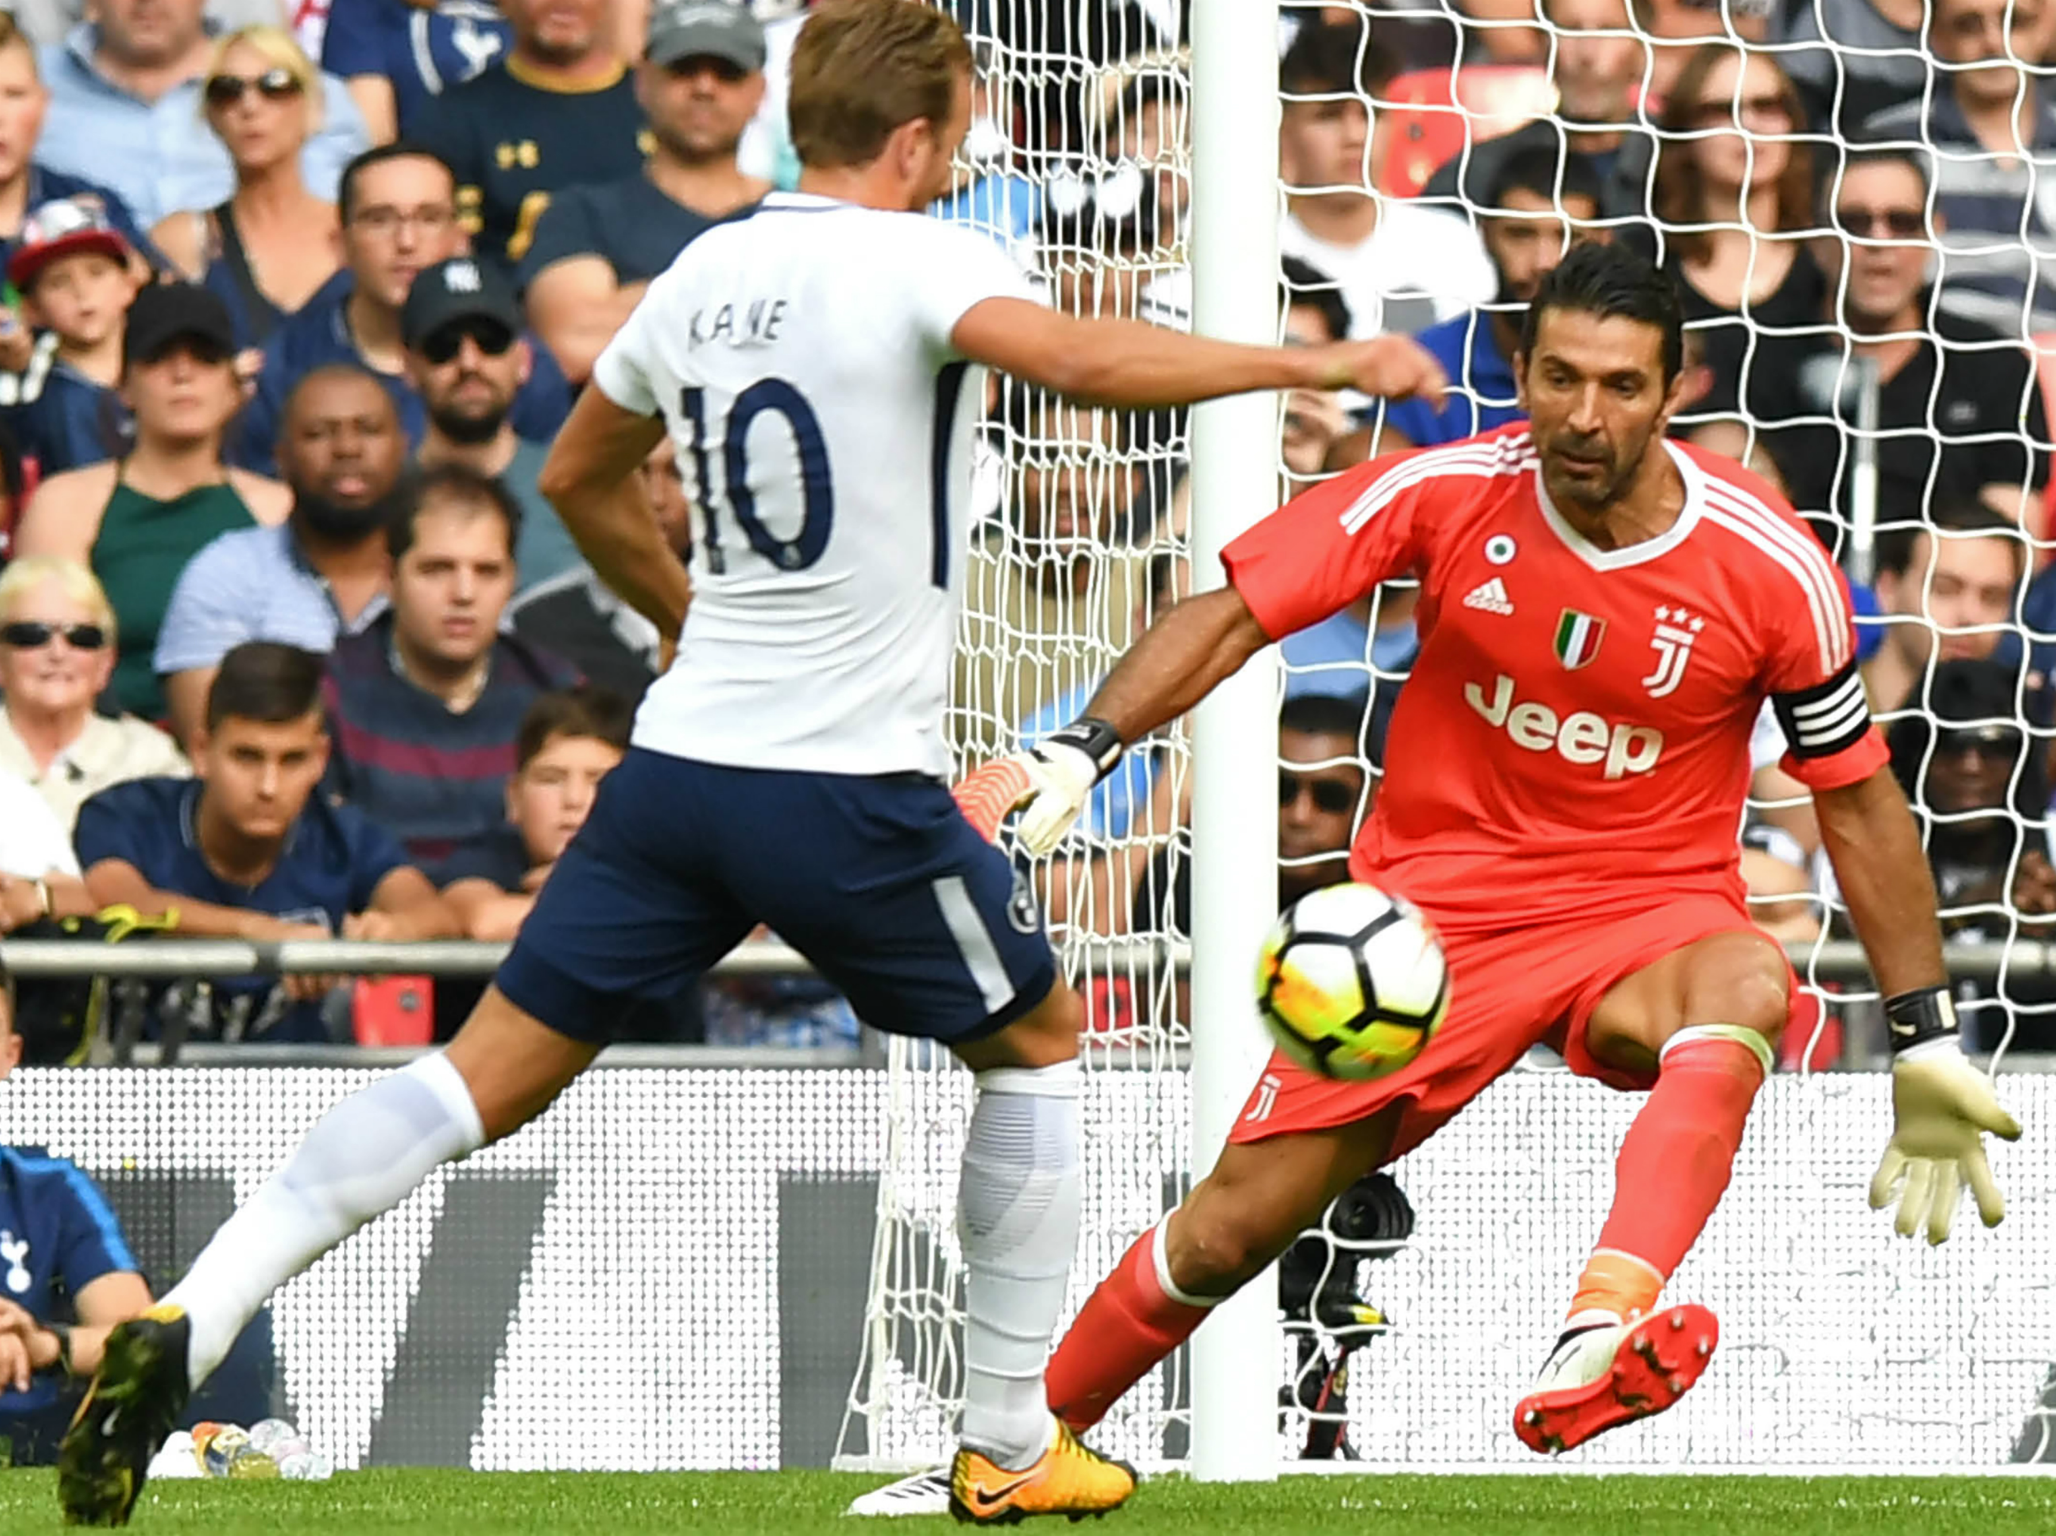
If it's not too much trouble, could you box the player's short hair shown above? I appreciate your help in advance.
[1279,18,1396,98]
[517,686,634,771]
[1281,255,1351,343]
[1489,144,1604,216]
[787,0,972,172]
[1519,239,1684,384]
[338,140,454,227]
[208,642,325,730]
[1874,501,2028,583]
[388,462,523,563]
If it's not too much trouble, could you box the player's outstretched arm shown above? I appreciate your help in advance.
[980,588,1268,855]
[951,298,1448,410]
[1815,766,2023,1244]
[537,388,696,642]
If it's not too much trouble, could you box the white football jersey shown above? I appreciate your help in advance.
[591,191,1033,777]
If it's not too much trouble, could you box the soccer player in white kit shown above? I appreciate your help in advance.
[56,1,1445,1523]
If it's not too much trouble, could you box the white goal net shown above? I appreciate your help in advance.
[837,0,2056,1474]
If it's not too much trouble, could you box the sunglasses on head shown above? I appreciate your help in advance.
[204,66,303,108]
[420,319,515,367]
[1279,773,1355,815]
[1,621,106,650]
[1835,206,1925,239]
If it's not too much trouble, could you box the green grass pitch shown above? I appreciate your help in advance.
[3,1470,2056,1534]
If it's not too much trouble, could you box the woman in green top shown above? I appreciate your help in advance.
[14,284,289,720]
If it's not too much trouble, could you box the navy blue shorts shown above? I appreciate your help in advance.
[495,749,1057,1045]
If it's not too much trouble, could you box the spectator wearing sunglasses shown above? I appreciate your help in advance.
[1130,690,1389,938]
[0,198,142,478]
[33,0,367,229]
[521,0,768,386]
[414,0,648,284]
[1691,148,2050,536]
[404,255,578,591]
[0,557,185,833]
[149,27,341,354]
[229,143,569,476]
[12,282,290,720]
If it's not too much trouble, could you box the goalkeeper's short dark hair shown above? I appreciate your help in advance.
[1520,239,1684,385]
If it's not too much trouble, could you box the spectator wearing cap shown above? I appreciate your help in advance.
[521,0,767,385]
[0,197,142,477]
[415,0,648,282]
[232,142,570,475]
[149,26,342,353]
[508,433,683,701]
[76,640,460,1044]
[323,1,513,144]
[321,463,577,867]
[34,0,368,229]
[0,556,185,833]
[0,11,160,321]
[156,364,405,747]
[405,254,578,589]
[14,282,288,718]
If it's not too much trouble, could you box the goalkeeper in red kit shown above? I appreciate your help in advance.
[982,242,2023,1456]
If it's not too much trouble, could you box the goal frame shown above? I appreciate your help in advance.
[1183,0,1286,1488]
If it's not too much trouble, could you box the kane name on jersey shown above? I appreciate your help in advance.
[1222,424,1887,923]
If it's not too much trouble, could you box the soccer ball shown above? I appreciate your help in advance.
[1255,882,1449,1081]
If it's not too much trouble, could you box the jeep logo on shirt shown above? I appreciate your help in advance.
[1464,674,1664,780]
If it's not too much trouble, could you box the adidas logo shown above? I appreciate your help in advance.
[1463,577,1514,615]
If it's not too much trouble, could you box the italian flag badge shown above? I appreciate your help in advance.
[1553,608,1606,669]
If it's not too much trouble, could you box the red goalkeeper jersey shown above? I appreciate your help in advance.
[1221,425,1888,927]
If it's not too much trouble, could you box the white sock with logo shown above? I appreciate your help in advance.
[164,1052,486,1386]
[956,1059,1082,1470]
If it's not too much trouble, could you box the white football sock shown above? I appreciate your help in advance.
[165,1052,486,1385]
[955,1059,1082,1470]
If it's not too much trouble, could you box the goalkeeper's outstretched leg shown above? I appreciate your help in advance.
[1037,922,1799,1457]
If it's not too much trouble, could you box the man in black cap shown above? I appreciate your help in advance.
[404,255,577,592]
[520,0,769,383]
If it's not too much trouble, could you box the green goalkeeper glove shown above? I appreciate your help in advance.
[1870,1031,2022,1246]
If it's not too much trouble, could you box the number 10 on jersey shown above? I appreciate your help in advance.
[678,383,837,576]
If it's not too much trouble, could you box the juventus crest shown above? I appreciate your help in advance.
[1642,606,1704,698]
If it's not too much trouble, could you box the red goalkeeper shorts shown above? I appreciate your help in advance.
[1228,885,1792,1161]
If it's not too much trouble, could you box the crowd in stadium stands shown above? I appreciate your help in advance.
[0,0,2046,1054]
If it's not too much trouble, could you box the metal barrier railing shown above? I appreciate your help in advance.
[0,936,2049,981]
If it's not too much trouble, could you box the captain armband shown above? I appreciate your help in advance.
[1771,661,1871,761]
